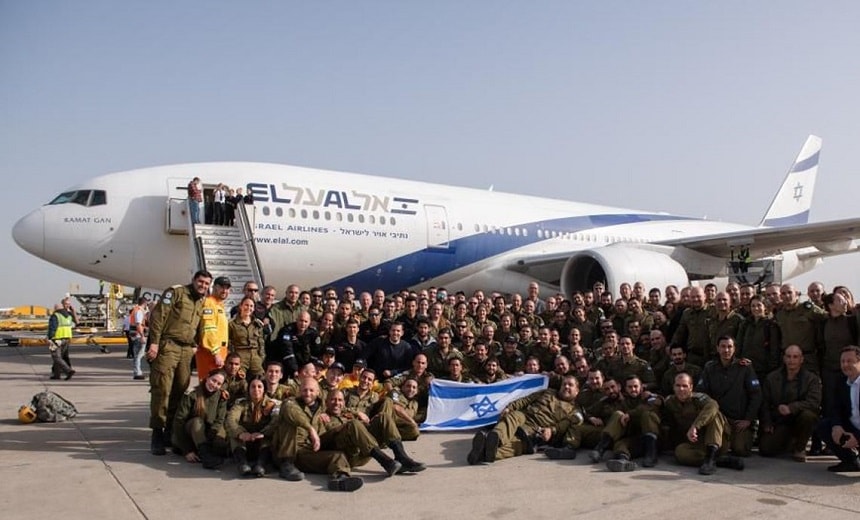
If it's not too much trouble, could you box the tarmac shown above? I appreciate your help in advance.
[2,344,860,520]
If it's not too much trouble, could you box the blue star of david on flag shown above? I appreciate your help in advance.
[469,396,499,418]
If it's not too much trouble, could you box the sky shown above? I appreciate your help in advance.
[2,2,860,308]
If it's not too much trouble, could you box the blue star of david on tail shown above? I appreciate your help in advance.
[470,396,499,418]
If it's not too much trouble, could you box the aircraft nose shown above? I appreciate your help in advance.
[12,210,45,258]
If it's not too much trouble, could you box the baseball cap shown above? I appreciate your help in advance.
[323,346,336,356]
[505,335,518,343]
[353,358,367,368]
[329,362,346,373]
[213,276,231,287]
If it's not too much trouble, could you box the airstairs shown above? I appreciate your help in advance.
[189,201,264,312]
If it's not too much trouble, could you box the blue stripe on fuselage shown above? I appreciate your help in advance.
[324,212,693,292]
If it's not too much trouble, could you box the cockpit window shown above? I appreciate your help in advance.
[47,190,107,207]
[90,190,106,206]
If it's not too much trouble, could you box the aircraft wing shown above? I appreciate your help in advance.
[656,217,860,258]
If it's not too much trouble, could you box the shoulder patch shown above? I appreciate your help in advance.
[803,301,813,310]
[750,378,760,387]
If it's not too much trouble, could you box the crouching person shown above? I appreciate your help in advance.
[172,369,229,469]
[661,372,744,475]
[226,376,278,477]
[758,346,821,462]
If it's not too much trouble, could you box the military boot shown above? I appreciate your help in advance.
[545,447,577,460]
[484,430,500,463]
[699,445,719,475]
[642,434,658,468]
[716,455,745,471]
[198,443,223,470]
[253,448,271,478]
[606,453,637,472]
[328,473,363,492]
[370,447,402,477]
[389,440,427,473]
[234,448,252,477]
[588,434,613,463]
[150,428,166,456]
[278,459,305,481]
[162,427,173,449]
[467,431,487,465]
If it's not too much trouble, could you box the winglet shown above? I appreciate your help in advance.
[759,135,821,227]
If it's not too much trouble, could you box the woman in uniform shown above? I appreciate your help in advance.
[226,376,278,477]
[229,296,266,379]
[172,369,228,469]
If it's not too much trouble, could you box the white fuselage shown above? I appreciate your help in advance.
[12,162,797,295]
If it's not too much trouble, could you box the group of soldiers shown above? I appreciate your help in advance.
[141,273,860,491]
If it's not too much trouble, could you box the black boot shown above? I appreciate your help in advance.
[484,430,500,463]
[370,447,402,477]
[150,428,166,456]
[234,448,252,477]
[545,446,577,460]
[716,455,745,471]
[162,427,173,449]
[467,431,487,465]
[588,434,613,463]
[198,443,223,470]
[389,440,426,473]
[278,459,305,481]
[253,448,270,478]
[606,453,637,472]
[328,473,363,492]
[642,434,658,468]
[699,445,719,475]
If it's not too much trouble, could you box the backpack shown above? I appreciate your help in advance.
[30,391,78,422]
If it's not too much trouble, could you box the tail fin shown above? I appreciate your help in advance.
[759,135,821,227]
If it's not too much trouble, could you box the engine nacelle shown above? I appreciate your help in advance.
[560,245,690,297]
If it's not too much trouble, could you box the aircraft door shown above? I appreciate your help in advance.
[424,204,450,249]
[166,178,191,234]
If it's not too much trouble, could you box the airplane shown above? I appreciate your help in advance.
[12,135,860,300]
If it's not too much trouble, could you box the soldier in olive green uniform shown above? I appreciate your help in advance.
[225,377,278,476]
[468,376,579,464]
[662,373,743,475]
[608,336,656,391]
[671,287,712,367]
[391,378,424,441]
[697,336,762,457]
[708,292,745,351]
[660,345,701,397]
[222,353,248,409]
[600,376,661,471]
[759,346,822,461]
[345,369,425,472]
[228,303,267,379]
[147,270,212,455]
[171,369,228,469]
[546,376,626,460]
[775,284,826,374]
[267,284,305,343]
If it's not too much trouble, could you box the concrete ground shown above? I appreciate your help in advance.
[1,345,859,520]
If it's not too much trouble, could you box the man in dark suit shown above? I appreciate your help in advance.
[817,345,860,472]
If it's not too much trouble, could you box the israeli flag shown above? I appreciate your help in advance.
[420,374,548,431]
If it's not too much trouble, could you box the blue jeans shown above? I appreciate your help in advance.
[131,333,145,377]
[189,200,202,224]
